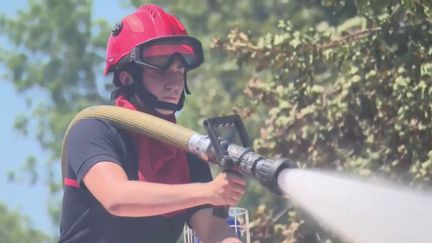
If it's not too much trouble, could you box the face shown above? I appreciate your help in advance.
[140,58,186,115]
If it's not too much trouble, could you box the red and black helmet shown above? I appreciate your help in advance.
[104,4,204,75]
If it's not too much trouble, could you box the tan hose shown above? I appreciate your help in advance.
[61,105,197,182]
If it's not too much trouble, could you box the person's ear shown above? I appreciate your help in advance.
[119,71,134,86]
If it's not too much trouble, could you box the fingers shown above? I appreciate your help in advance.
[210,171,247,206]
[224,172,247,196]
[228,182,246,196]
[225,172,247,186]
[227,190,244,206]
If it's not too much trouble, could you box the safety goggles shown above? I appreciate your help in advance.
[129,36,204,71]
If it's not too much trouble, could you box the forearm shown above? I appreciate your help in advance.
[83,162,245,218]
[107,181,209,217]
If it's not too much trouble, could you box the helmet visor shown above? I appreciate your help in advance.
[132,36,204,70]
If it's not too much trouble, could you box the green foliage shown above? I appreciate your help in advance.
[0,202,50,243]
[128,0,329,133]
[0,0,111,227]
[215,0,432,241]
[3,0,432,242]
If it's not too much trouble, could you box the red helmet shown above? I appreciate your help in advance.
[104,4,203,75]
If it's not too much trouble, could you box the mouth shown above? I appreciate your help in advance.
[161,96,178,102]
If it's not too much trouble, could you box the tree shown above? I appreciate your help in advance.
[2,0,316,240]
[0,0,110,226]
[0,202,50,243]
[215,0,432,241]
[126,1,337,234]
[3,0,431,242]
[0,0,358,241]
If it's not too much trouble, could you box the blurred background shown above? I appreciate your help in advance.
[1,0,431,242]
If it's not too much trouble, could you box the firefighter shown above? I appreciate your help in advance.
[59,4,246,243]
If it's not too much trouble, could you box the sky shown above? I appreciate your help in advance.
[0,0,134,236]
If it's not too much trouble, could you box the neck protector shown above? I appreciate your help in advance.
[114,95,190,217]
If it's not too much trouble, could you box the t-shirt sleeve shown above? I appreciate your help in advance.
[187,153,213,183]
[65,118,124,184]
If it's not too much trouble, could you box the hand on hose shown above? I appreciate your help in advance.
[206,172,246,206]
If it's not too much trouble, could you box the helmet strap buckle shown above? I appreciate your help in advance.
[130,47,138,62]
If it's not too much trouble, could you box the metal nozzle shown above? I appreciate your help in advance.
[254,158,293,194]
[186,131,294,194]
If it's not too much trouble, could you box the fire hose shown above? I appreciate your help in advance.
[61,106,292,217]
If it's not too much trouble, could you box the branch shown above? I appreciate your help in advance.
[319,27,382,50]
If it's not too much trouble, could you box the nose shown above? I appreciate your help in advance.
[164,58,185,92]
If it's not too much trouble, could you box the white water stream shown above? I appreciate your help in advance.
[278,169,432,243]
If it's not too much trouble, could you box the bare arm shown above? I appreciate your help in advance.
[83,162,246,217]
[190,208,241,243]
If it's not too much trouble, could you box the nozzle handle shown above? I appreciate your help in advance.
[211,169,243,218]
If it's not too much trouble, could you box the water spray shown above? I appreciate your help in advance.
[278,169,432,243]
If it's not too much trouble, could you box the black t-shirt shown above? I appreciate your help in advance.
[59,118,213,243]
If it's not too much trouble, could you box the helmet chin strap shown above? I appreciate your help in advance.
[132,76,186,114]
